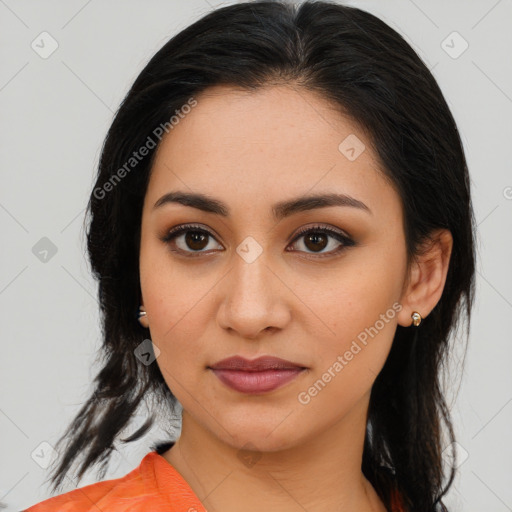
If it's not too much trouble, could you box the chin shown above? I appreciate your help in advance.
[215,420,304,454]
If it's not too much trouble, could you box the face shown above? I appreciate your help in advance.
[139,84,410,452]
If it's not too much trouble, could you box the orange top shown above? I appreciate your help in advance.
[24,451,406,512]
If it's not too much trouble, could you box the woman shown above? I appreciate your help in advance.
[24,1,476,511]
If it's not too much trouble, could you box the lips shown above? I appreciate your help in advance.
[208,356,307,394]
[209,355,305,371]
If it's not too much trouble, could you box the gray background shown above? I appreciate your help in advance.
[1,1,511,510]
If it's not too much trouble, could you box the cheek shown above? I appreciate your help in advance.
[144,283,210,359]
[305,255,402,334]
[140,239,213,339]
[139,252,210,375]
[147,293,212,399]
[296,248,404,383]
[295,289,399,423]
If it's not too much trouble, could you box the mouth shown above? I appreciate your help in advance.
[208,355,307,394]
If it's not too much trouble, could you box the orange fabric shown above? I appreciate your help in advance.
[25,451,405,511]
[24,452,207,512]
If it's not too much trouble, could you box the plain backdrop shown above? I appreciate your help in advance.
[1,1,511,511]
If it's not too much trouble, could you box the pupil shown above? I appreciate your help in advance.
[186,231,208,250]
[305,233,327,252]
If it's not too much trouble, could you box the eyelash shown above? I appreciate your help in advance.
[160,223,355,259]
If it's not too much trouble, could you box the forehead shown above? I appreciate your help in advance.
[146,84,400,220]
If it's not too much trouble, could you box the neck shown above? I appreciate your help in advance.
[162,392,387,512]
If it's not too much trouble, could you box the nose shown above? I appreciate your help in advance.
[216,250,291,340]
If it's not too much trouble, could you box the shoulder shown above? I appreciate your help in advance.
[23,452,169,512]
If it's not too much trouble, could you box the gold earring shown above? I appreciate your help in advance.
[411,311,422,327]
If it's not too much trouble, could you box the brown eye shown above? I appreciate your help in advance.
[288,225,355,257]
[303,232,328,252]
[161,223,355,259]
[161,224,223,256]
[184,231,209,251]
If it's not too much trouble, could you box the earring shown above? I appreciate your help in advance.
[138,305,147,325]
[411,311,422,327]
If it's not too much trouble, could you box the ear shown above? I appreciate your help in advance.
[138,304,149,328]
[397,229,453,327]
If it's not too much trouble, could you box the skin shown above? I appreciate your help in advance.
[138,84,453,512]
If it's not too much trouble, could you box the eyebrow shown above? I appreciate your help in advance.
[153,190,372,220]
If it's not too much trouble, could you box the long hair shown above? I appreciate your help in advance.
[44,2,476,510]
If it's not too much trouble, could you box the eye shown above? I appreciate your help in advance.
[287,224,355,257]
[160,223,355,258]
[160,223,223,257]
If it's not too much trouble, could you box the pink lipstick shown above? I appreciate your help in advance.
[209,355,306,394]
